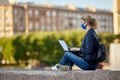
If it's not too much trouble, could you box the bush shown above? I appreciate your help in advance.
[0,29,119,66]
[0,37,15,64]
[98,33,115,52]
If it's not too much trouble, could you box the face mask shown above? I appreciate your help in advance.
[81,23,87,30]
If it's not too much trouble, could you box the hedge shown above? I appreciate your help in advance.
[0,29,119,66]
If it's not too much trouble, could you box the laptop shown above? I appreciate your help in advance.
[58,40,82,56]
[58,40,69,51]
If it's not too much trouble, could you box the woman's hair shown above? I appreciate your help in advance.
[81,15,97,29]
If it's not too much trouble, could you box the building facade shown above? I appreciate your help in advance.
[0,0,16,4]
[0,3,113,37]
[113,0,120,34]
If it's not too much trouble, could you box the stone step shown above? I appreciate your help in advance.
[0,69,120,80]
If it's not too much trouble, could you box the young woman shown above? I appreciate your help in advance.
[51,15,99,70]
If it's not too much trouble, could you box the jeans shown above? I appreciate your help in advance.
[59,52,98,70]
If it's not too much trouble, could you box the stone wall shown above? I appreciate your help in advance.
[110,43,120,70]
[0,70,120,80]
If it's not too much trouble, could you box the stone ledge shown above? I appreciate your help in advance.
[0,69,120,80]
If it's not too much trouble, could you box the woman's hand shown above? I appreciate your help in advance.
[69,47,80,51]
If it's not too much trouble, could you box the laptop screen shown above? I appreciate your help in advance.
[58,40,69,51]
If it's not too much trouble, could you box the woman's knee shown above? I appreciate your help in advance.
[64,52,71,56]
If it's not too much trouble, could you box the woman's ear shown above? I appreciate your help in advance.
[84,22,88,26]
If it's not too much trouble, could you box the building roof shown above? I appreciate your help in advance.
[0,2,112,14]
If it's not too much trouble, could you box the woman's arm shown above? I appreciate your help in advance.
[69,47,80,51]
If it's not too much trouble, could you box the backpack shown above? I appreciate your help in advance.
[94,32,107,63]
[97,42,107,62]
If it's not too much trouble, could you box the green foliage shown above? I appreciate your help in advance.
[98,33,115,52]
[13,35,28,63]
[0,37,15,64]
[0,29,119,66]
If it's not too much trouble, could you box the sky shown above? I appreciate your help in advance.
[18,0,113,10]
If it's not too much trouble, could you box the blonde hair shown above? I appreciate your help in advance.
[81,15,97,29]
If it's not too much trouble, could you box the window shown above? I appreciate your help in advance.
[14,17,17,23]
[14,9,18,15]
[47,26,51,30]
[59,12,63,17]
[52,11,56,17]
[41,17,45,30]
[46,11,51,16]
[63,12,67,17]
[20,26,24,31]
[52,26,56,30]
[77,19,80,27]
[72,13,76,18]
[47,17,51,24]
[60,18,64,24]
[20,16,24,22]
[41,17,45,24]
[20,10,24,15]
[68,13,71,17]
[29,9,33,17]
[52,17,56,26]
[35,22,39,30]
[41,26,45,30]
[77,14,81,19]
[63,18,68,26]
[35,10,39,17]
[29,21,33,30]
